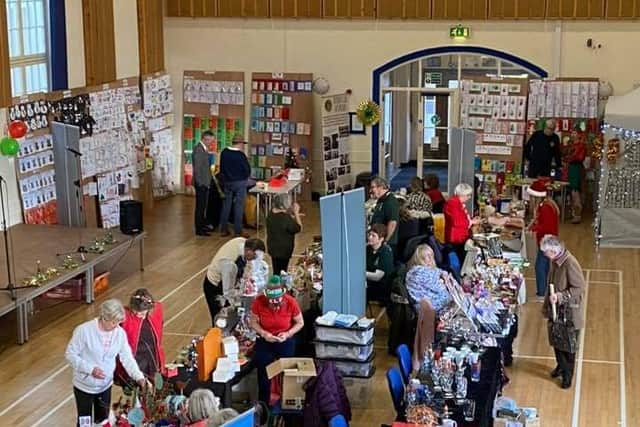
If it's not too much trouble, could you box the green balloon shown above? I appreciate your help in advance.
[0,137,19,156]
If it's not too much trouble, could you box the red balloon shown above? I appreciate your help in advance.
[8,120,28,139]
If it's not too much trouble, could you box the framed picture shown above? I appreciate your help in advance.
[349,112,366,135]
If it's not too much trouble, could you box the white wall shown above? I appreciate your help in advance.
[65,0,86,88]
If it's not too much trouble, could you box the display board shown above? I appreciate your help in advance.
[321,93,352,194]
[460,76,529,194]
[182,70,245,189]
[10,93,57,224]
[527,78,600,178]
[249,72,313,200]
[142,71,176,198]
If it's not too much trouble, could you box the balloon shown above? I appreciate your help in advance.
[8,120,27,139]
[0,137,19,156]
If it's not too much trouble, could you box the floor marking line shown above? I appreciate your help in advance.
[159,265,208,302]
[588,280,620,285]
[164,332,199,337]
[619,271,627,427]
[0,364,69,417]
[571,269,589,427]
[30,395,74,427]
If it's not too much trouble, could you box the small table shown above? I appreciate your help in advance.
[249,180,303,236]
[170,359,255,408]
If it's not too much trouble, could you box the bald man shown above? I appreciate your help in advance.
[524,119,562,178]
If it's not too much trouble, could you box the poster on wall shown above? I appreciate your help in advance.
[321,93,352,194]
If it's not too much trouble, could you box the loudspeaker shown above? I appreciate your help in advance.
[120,200,143,235]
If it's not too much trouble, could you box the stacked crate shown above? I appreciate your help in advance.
[313,321,376,379]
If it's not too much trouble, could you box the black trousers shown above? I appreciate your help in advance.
[73,386,111,426]
[271,257,290,275]
[554,347,576,381]
[203,277,223,326]
[194,185,209,233]
[206,179,223,228]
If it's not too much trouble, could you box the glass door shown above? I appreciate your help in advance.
[417,92,451,178]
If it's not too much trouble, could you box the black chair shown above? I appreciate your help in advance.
[397,218,420,261]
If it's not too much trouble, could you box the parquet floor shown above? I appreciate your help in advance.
[0,195,635,426]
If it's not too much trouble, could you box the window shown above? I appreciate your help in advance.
[423,95,436,144]
[6,0,50,97]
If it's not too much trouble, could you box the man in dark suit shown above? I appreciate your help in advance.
[192,131,214,236]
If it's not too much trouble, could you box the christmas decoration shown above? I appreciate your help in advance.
[8,120,28,139]
[607,137,620,164]
[355,99,381,126]
[591,134,604,160]
[0,137,19,156]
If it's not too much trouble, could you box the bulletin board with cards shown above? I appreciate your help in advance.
[83,77,145,229]
[142,71,176,199]
[527,78,600,179]
[10,93,57,225]
[460,77,529,193]
[249,72,314,200]
[181,70,245,189]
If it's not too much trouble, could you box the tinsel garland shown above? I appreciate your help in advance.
[356,99,381,126]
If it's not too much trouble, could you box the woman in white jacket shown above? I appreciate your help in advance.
[66,299,149,426]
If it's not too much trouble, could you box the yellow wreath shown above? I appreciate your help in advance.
[356,99,381,126]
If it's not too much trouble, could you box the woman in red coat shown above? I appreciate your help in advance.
[117,288,165,383]
[444,183,480,263]
[527,179,560,299]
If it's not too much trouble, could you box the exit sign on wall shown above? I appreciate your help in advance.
[450,26,471,38]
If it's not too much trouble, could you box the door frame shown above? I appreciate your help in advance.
[372,46,548,176]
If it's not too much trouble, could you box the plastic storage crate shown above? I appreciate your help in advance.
[317,354,376,378]
[313,339,374,362]
[314,322,374,345]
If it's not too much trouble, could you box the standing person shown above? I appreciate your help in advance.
[406,176,432,213]
[193,131,215,236]
[369,177,400,258]
[266,194,302,275]
[424,174,445,214]
[564,132,587,224]
[219,138,251,237]
[524,119,562,178]
[117,289,165,384]
[540,235,585,389]
[443,183,481,264]
[203,237,266,325]
[250,277,304,404]
[527,179,560,300]
[366,224,395,307]
[66,299,148,426]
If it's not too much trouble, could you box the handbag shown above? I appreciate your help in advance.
[549,303,578,353]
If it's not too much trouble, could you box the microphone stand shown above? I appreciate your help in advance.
[0,175,33,300]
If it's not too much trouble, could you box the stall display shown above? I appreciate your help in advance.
[10,95,57,224]
[460,77,529,197]
[250,72,313,199]
[321,93,352,194]
[405,259,523,427]
[182,71,245,188]
[142,72,176,198]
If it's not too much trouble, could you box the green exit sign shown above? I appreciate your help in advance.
[450,26,470,39]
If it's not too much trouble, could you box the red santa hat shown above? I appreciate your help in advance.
[526,179,548,198]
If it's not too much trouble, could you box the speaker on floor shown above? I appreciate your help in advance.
[120,200,143,235]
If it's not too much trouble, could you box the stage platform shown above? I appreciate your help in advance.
[0,224,146,344]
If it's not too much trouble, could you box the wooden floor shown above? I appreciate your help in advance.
[0,195,636,427]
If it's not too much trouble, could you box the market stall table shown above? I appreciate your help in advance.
[249,179,302,237]
[511,178,569,223]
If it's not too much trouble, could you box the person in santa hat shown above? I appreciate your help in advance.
[527,179,560,300]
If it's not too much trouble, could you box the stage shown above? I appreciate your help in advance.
[0,224,146,344]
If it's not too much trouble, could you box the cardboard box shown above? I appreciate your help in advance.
[266,358,317,410]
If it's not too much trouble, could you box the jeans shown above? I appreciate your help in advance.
[219,180,247,235]
[255,337,296,404]
[194,185,209,233]
[74,386,111,426]
[535,249,550,297]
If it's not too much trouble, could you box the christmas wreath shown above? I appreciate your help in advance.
[356,99,381,126]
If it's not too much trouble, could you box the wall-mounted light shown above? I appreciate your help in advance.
[449,25,471,40]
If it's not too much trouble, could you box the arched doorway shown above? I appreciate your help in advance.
[370,46,548,178]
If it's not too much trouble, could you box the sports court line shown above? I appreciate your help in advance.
[164,332,200,337]
[570,269,589,427]
[588,280,620,285]
[24,266,208,426]
[619,271,627,427]
[513,355,621,365]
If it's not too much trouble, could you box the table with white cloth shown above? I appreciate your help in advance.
[249,179,303,237]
